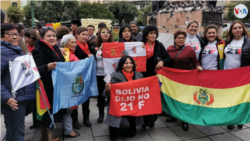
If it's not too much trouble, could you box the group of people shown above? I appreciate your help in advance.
[1,7,250,140]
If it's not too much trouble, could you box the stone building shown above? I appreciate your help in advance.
[0,0,20,11]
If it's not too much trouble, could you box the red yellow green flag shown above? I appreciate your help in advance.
[36,79,50,120]
[157,66,250,126]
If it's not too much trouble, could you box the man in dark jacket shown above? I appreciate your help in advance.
[87,25,96,43]
[130,21,142,41]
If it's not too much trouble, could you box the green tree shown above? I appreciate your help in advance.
[22,1,41,27]
[108,1,138,26]
[40,0,64,23]
[6,6,24,23]
[225,1,250,23]
[77,2,114,20]
[60,1,79,21]
[137,3,152,26]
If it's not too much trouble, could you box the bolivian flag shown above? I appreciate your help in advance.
[157,67,250,126]
[36,79,51,120]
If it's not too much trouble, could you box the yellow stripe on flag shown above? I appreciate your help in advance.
[158,74,250,108]
[36,89,47,116]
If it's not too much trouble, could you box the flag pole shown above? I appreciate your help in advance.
[38,85,56,128]
[9,58,16,100]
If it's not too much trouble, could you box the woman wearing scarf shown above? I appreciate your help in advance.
[24,27,41,130]
[103,56,144,140]
[32,26,65,141]
[59,34,80,138]
[71,27,94,129]
[94,28,115,123]
[141,25,171,128]
[24,28,40,52]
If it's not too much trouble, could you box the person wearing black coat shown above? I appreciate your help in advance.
[32,26,65,141]
[71,27,95,129]
[223,21,250,131]
[141,25,171,128]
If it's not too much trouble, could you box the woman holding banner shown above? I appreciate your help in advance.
[166,30,203,131]
[1,23,35,141]
[199,24,225,70]
[141,25,171,127]
[104,55,144,140]
[95,27,115,123]
[59,34,81,138]
[224,21,250,130]
[32,26,65,141]
[71,27,94,128]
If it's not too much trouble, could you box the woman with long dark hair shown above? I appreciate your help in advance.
[199,24,225,70]
[118,24,136,42]
[95,27,115,123]
[32,26,65,141]
[104,55,144,140]
[224,21,250,130]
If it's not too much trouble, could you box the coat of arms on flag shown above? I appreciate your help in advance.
[72,73,84,94]
[102,42,146,74]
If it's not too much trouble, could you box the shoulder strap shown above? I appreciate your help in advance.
[173,46,186,61]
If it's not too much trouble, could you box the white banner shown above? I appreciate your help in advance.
[10,54,40,92]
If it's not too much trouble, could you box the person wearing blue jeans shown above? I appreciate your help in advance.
[1,23,35,141]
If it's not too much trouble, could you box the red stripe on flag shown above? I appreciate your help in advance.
[103,43,125,58]
[156,67,250,89]
[133,56,146,72]
[38,79,51,109]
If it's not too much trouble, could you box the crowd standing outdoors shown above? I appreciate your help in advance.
[1,7,250,141]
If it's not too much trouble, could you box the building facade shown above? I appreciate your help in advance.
[0,0,20,11]
[103,0,153,9]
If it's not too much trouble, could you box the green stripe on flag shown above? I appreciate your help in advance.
[36,112,44,121]
[161,92,250,126]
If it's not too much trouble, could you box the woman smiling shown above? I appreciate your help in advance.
[199,24,225,70]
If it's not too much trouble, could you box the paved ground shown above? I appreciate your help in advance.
[1,98,250,141]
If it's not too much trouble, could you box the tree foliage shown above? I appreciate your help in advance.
[108,1,138,26]
[6,6,24,24]
[77,2,114,20]
[40,0,63,23]
[22,0,79,26]
[137,3,152,26]
[22,1,41,27]
[61,1,79,21]
[225,1,250,23]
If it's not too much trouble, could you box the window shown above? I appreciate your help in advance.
[12,2,18,7]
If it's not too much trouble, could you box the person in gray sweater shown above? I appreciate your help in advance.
[103,55,144,140]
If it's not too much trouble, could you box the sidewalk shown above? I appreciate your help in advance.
[1,98,250,141]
